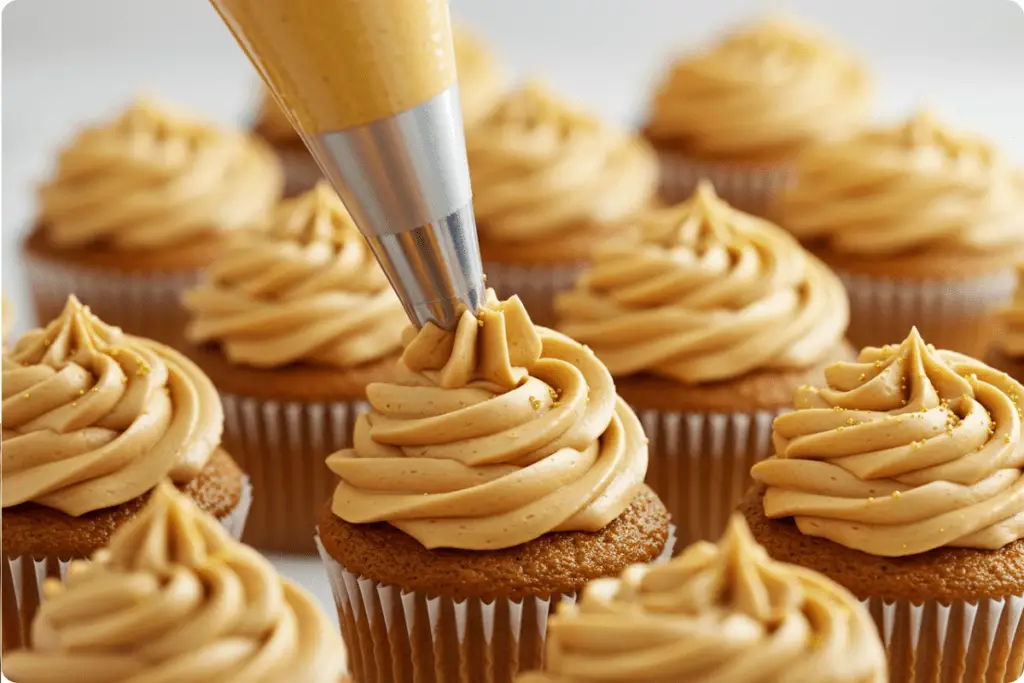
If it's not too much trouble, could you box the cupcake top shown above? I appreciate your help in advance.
[2,296,222,515]
[518,515,886,683]
[454,24,506,128]
[326,291,649,550]
[753,327,1024,557]
[38,97,283,251]
[997,265,1024,358]
[467,82,658,246]
[2,482,346,683]
[645,15,871,161]
[555,182,848,384]
[774,109,1024,266]
[183,182,406,370]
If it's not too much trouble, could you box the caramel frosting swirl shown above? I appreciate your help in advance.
[39,97,282,250]
[467,82,657,243]
[2,297,222,515]
[997,265,1024,357]
[646,15,871,160]
[753,328,1024,557]
[454,25,506,128]
[327,292,648,550]
[183,182,406,369]
[2,482,346,683]
[556,183,848,384]
[519,516,885,683]
[774,109,1024,259]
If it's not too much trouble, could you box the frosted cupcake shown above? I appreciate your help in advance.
[181,181,407,553]
[773,109,1024,356]
[23,97,283,344]
[644,15,872,213]
[468,82,658,326]
[744,328,1024,682]
[556,182,853,545]
[2,296,251,651]
[518,515,886,683]
[989,264,1024,379]
[317,291,673,683]
[3,482,346,682]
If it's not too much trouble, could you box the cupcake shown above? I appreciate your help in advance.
[24,97,283,344]
[1,296,251,652]
[989,265,1024,378]
[772,109,1024,357]
[743,327,1024,682]
[468,81,659,326]
[3,482,347,682]
[644,15,872,213]
[252,23,505,196]
[2,291,12,344]
[518,515,887,683]
[180,181,407,553]
[316,291,674,683]
[555,182,853,546]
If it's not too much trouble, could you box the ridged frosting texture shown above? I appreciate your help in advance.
[646,15,871,160]
[518,516,885,683]
[774,109,1024,259]
[2,482,346,683]
[39,97,282,250]
[997,265,1024,357]
[2,296,222,515]
[467,82,657,244]
[183,182,406,369]
[327,291,649,550]
[753,328,1024,557]
[556,182,849,384]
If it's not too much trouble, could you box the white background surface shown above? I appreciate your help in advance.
[2,0,1024,631]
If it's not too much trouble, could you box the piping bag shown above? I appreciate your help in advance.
[210,0,485,330]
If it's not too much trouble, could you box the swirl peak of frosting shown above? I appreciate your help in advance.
[183,181,406,369]
[327,291,648,550]
[556,182,849,383]
[2,296,222,515]
[2,482,346,683]
[39,96,282,251]
[774,108,1024,259]
[646,14,871,160]
[518,515,886,683]
[753,327,1024,556]
[467,81,657,244]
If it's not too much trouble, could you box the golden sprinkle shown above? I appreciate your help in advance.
[858,373,866,381]
[837,426,845,432]
[91,387,98,392]
[79,389,85,395]
[529,396,541,411]
[875,360,882,368]
[71,402,77,407]
[912,441,922,450]
[846,417,855,426]
[482,273,488,282]
[868,497,875,503]
[1005,434,1012,443]
[892,491,902,499]
[477,318,484,328]
[903,544,908,550]
[23,393,30,399]
[833,406,843,412]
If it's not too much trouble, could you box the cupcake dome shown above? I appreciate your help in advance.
[519,516,886,683]
[3,482,345,682]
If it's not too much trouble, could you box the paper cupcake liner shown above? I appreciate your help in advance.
[1,478,251,653]
[24,251,199,345]
[865,594,1024,683]
[482,261,586,329]
[221,393,369,554]
[656,151,792,215]
[840,269,1017,358]
[316,525,675,683]
[638,407,781,549]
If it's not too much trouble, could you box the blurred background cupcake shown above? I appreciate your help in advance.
[518,515,887,683]
[556,182,853,546]
[989,264,1024,379]
[468,81,658,326]
[317,292,673,683]
[2,296,251,651]
[3,482,347,682]
[643,14,873,214]
[2,291,13,346]
[772,109,1024,357]
[22,96,283,344]
[744,328,1024,683]
[180,181,407,554]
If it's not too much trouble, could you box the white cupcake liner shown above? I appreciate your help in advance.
[23,250,200,345]
[315,525,675,683]
[482,261,586,328]
[865,594,1024,683]
[221,393,368,554]
[840,268,1017,358]
[656,151,793,215]
[1,477,252,653]
[638,407,781,549]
